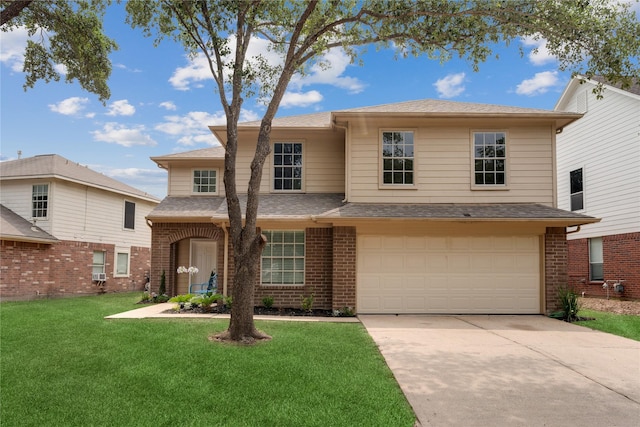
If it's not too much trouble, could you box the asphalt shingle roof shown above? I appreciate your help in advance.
[148,194,597,226]
[0,154,160,202]
[0,204,58,244]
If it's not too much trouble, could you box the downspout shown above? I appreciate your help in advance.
[566,225,581,234]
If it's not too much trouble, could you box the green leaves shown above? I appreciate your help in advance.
[2,0,117,103]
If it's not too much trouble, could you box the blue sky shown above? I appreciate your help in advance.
[2,2,638,199]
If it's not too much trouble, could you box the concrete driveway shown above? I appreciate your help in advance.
[360,315,640,426]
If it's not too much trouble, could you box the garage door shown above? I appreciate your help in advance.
[357,235,540,314]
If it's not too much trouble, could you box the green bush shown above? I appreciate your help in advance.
[301,294,314,312]
[169,294,196,303]
[224,296,233,309]
[557,285,581,322]
[262,296,274,308]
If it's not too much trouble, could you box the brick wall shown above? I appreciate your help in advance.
[568,232,640,300]
[544,227,568,314]
[0,239,150,300]
[332,226,356,311]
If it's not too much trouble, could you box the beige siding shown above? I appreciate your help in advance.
[347,118,555,204]
[167,161,225,197]
[226,129,345,194]
[0,179,155,248]
[557,84,640,239]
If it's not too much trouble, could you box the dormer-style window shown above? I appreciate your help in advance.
[473,132,506,186]
[381,131,414,185]
[273,142,303,191]
[193,169,217,194]
[32,184,49,218]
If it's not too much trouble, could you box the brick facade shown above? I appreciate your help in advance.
[0,239,150,300]
[544,227,568,314]
[568,232,640,300]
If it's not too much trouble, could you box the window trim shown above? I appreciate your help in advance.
[123,200,136,231]
[271,141,305,193]
[92,250,106,275]
[31,183,50,219]
[569,167,584,212]
[114,248,130,277]
[260,230,305,287]
[588,237,603,282]
[191,168,219,195]
[378,129,417,189]
[470,130,510,191]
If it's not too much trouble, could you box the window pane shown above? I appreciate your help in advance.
[570,169,583,194]
[473,132,507,185]
[261,230,304,286]
[589,238,603,263]
[590,263,604,281]
[124,201,135,230]
[273,143,303,191]
[116,253,129,275]
[32,184,49,218]
[571,193,584,211]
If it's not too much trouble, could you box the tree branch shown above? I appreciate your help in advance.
[1,0,32,27]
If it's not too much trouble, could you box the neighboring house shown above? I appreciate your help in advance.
[147,99,598,315]
[555,77,640,299]
[0,154,160,300]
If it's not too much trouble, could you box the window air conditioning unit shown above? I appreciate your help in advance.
[92,273,107,281]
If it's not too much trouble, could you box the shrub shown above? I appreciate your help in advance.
[262,296,274,308]
[224,296,233,309]
[301,294,314,312]
[169,294,196,304]
[159,270,166,295]
[557,285,581,322]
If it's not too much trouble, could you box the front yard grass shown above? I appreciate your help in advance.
[0,293,414,426]
[575,309,640,341]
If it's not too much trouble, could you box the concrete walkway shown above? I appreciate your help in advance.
[360,315,640,427]
[105,302,359,322]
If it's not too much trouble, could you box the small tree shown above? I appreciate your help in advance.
[125,0,640,343]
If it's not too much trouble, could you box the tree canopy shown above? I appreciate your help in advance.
[124,0,639,342]
[1,0,117,103]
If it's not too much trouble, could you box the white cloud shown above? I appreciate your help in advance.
[159,101,177,111]
[49,97,90,115]
[280,90,323,108]
[156,109,259,146]
[433,72,466,98]
[0,26,29,72]
[91,123,157,147]
[291,48,365,94]
[91,165,167,198]
[515,71,559,96]
[521,35,556,66]
[106,99,136,116]
[169,37,363,96]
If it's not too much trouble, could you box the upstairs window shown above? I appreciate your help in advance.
[124,201,135,230]
[570,168,584,211]
[32,184,49,218]
[381,131,414,185]
[273,142,303,191]
[474,132,506,186]
[193,170,217,194]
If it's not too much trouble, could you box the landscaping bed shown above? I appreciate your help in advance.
[579,297,640,315]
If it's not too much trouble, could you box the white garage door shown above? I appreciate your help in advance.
[357,235,540,314]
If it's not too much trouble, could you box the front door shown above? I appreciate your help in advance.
[190,240,217,288]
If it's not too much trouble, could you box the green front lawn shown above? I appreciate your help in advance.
[0,293,414,426]
[575,309,640,341]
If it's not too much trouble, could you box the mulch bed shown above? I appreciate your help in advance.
[165,304,336,317]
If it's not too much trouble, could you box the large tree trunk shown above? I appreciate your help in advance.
[225,233,269,342]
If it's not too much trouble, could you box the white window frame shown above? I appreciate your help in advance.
[31,183,50,219]
[589,237,603,282]
[471,130,509,190]
[260,230,305,286]
[379,129,416,188]
[123,200,135,231]
[92,251,106,275]
[114,248,130,277]
[570,167,584,211]
[191,169,219,195]
[272,141,305,192]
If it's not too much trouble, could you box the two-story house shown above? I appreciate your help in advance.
[555,77,640,299]
[147,99,597,314]
[0,154,160,300]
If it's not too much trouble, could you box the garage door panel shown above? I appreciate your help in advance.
[357,235,540,314]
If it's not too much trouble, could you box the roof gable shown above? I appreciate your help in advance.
[0,154,160,203]
[555,76,640,110]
